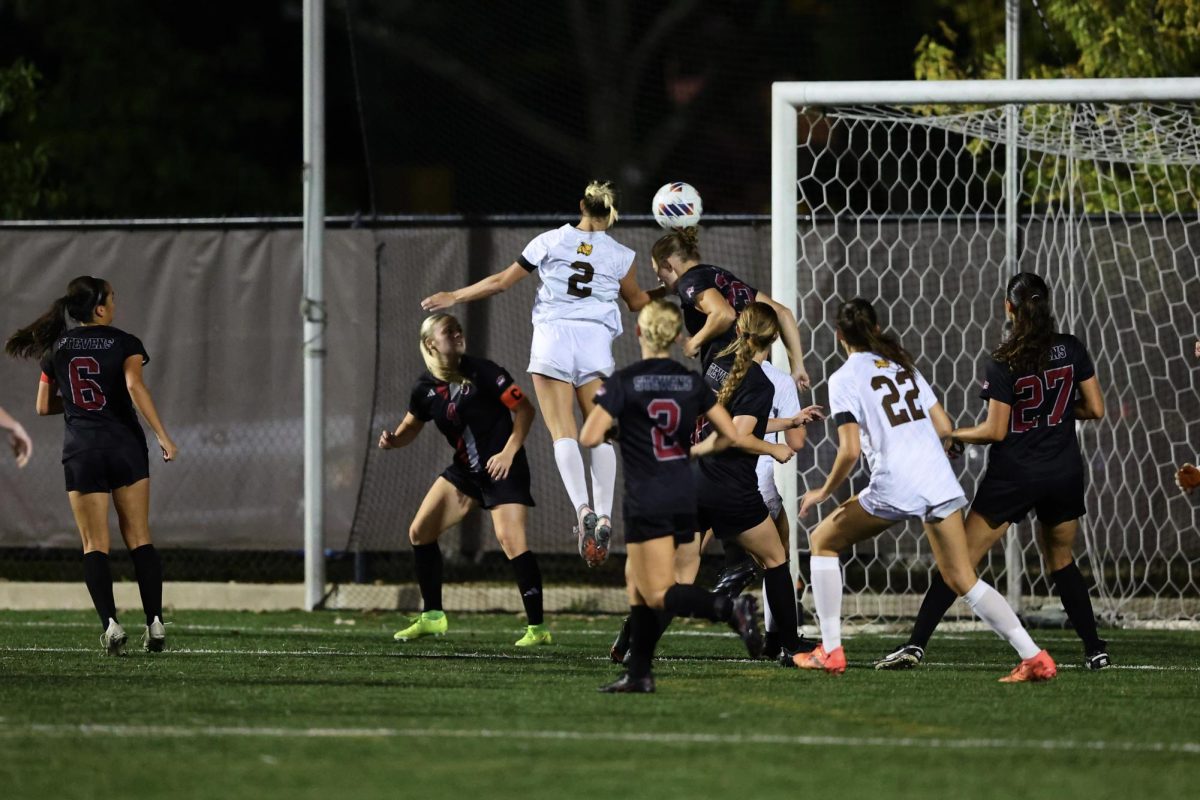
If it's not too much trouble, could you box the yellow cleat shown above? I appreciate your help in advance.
[393,611,448,642]
[514,624,553,647]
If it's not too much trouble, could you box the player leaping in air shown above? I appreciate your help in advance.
[422,181,665,568]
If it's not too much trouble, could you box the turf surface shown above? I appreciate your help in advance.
[1,609,1197,799]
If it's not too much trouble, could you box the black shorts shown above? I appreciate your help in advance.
[971,469,1086,527]
[64,445,149,494]
[623,511,698,545]
[697,497,771,542]
[441,450,535,510]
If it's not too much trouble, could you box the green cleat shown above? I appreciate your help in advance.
[514,624,553,647]
[393,610,448,642]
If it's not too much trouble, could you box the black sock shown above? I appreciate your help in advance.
[909,571,958,649]
[508,551,543,626]
[130,544,163,626]
[722,539,751,569]
[1050,561,1104,652]
[83,551,117,628]
[664,584,731,622]
[412,543,444,612]
[626,605,660,678]
[763,563,801,651]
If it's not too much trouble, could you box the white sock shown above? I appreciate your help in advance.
[552,438,591,513]
[810,555,843,652]
[590,442,617,518]
[762,578,777,633]
[962,580,1041,660]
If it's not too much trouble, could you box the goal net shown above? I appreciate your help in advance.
[773,80,1200,626]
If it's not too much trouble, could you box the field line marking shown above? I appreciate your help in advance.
[3,723,1198,756]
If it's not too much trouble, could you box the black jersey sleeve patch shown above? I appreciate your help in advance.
[516,254,537,272]
[833,411,858,427]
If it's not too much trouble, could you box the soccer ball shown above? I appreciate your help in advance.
[652,182,703,229]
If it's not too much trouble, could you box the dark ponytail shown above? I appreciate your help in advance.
[992,272,1055,375]
[836,298,916,373]
[5,276,110,359]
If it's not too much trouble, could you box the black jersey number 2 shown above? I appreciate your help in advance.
[870,371,926,427]
[567,261,594,298]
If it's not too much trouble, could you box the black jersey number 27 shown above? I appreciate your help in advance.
[870,371,926,427]
[567,261,594,298]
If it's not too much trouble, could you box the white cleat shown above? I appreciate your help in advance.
[101,618,128,656]
[143,616,166,652]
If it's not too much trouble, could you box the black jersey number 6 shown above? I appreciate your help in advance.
[870,370,926,427]
[567,261,594,298]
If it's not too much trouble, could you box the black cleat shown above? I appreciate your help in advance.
[794,635,819,654]
[610,616,631,664]
[714,558,759,598]
[598,671,655,693]
[728,595,764,658]
[1085,643,1111,671]
[873,643,924,670]
[762,631,782,661]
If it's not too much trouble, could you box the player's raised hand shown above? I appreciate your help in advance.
[792,405,825,427]
[799,488,828,517]
[421,292,457,312]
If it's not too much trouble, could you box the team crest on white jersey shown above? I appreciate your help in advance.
[576,242,593,256]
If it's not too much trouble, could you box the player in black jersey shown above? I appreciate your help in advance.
[379,313,550,647]
[651,227,809,388]
[875,272,1110,672]
[580,300,791,692]
[6,277,177,655]
[689,301,819,666]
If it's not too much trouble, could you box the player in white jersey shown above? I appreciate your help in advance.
[755,359,822,655]
[794,298,1057,682]
[421,181,664,567]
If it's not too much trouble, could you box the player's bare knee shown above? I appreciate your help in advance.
[943,570,977,597]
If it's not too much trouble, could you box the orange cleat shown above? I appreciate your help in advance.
[999,649,1057,683]
[793,644,847,675]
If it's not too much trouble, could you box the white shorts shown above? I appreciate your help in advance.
[528,320,615,387]
[858,486,967,523]
[758,478,782,520]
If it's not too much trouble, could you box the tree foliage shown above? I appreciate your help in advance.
[0,59,61,218]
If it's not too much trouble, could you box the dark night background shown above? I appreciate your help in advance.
[0,0,943,219]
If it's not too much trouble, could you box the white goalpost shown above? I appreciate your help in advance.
[772,78,1200,626]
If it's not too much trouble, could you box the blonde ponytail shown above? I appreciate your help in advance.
[582,180,618,228]
[638,299,683,352]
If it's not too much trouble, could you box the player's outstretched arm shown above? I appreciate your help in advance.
[951,398,1010,445]
[1073,376,1105,421]
[618,265,669,313]
[125,355,178,462]
[0,404,32,468]
[755,292,810,391]
[378,413,424,450]
[799,421,860,517]
[421,263,530,312]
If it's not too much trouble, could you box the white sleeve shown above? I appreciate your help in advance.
[520,231,552,270]
[913,369,939,413]
[828,370,861,424]
[774,373,801,418]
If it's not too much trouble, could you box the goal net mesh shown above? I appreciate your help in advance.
[791,100,1200,625]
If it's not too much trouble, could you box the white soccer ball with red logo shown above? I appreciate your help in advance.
[652,182,703,229]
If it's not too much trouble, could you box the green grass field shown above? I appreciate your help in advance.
[1,609,1198,800]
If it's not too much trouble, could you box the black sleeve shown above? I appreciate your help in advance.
[675,269,711,308]
[123,332,150,366]
[475,358,516,400]
[730,374,773,420]
[408,381,433,422]
[594,374,625,418]
[39,353,55,381]
[979,357,1014,405]
[694,372,717,413]
[1072,336,1096,382]
[516,254,537,272]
